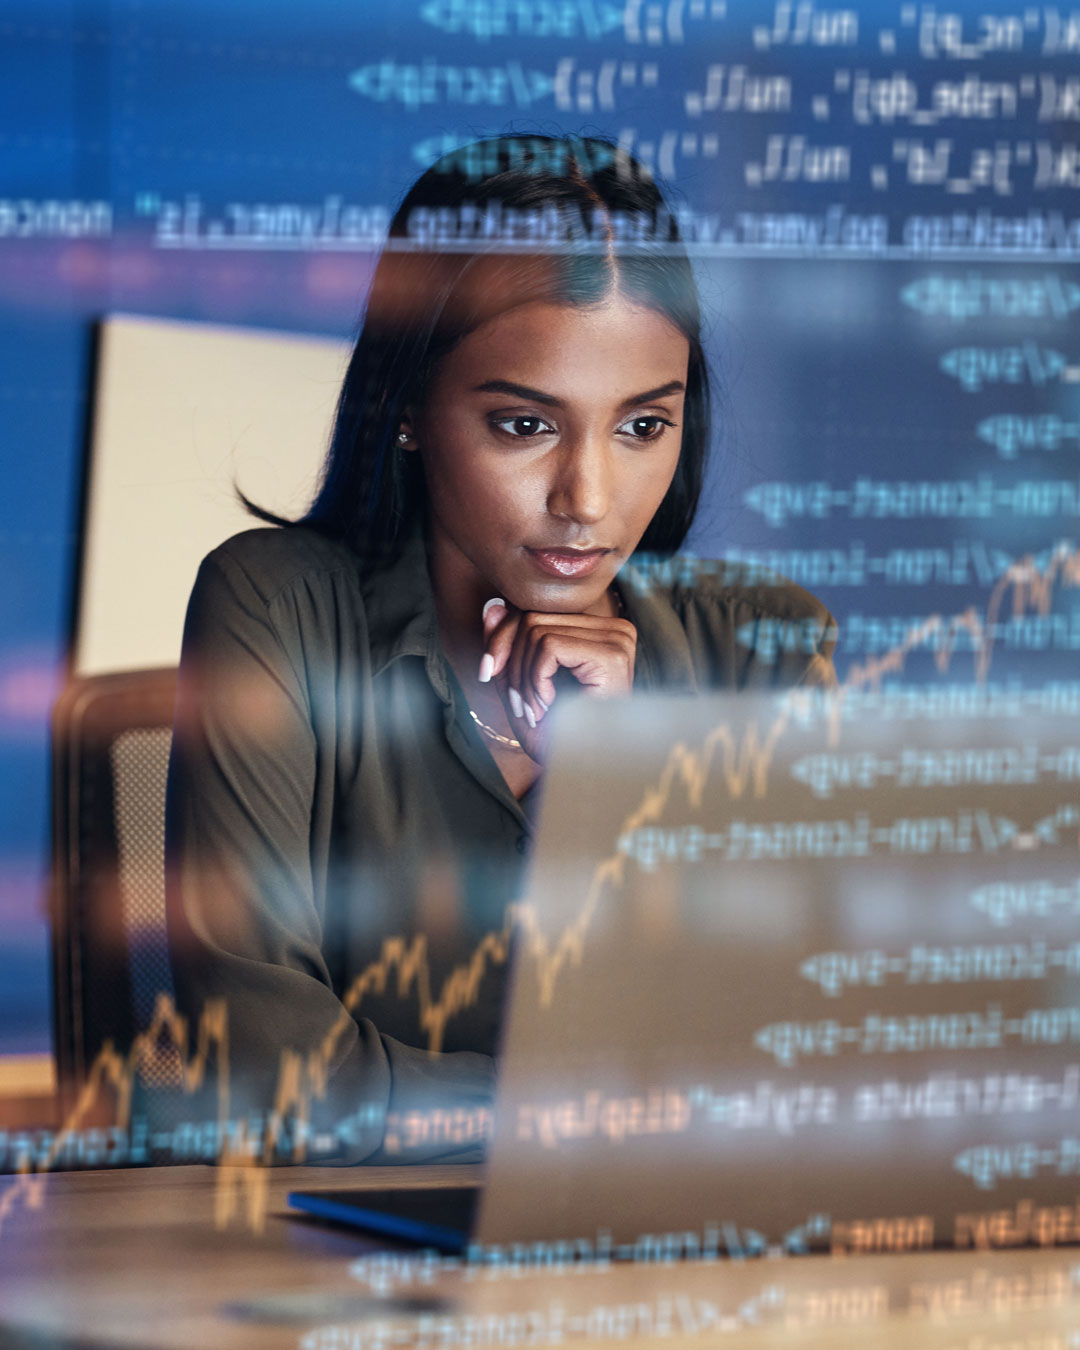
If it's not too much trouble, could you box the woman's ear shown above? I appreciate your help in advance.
[396,409,419,452]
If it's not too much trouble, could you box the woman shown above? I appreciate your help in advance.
[164,133,836,1164]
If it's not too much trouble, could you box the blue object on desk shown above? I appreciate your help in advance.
[286,1186,479,1252]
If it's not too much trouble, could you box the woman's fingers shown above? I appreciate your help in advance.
[501,614,535,728]
[513,613,637,722]
[480,599,548,730]
[478,598,518,683]
[476,601,637,760]
[478,600,543,747]
[526,628,636,714]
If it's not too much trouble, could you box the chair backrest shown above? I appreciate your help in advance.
[50,668,180,1109]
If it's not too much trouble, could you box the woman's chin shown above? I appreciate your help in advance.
[511,577,614,616]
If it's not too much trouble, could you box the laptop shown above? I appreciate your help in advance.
[291,685,1080,1257]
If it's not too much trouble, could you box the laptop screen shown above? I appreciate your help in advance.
[478,687,1080,1256]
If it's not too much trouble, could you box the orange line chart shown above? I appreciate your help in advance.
[4,542,1079,1237]
[0,998,229,1235]
[841,539,1080,692]
[214,709,792,1229]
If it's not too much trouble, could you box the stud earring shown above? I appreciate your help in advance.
[397,430,410,444]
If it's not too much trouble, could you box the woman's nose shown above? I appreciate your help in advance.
[545,433,613,526]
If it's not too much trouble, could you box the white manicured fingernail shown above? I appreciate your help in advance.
[508,687,523,719]
[478,653,495,683]
[482,597,506,621]
[535,694,550,712]
[523,703,536,729]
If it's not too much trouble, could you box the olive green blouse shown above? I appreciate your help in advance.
[164,517,836,1163]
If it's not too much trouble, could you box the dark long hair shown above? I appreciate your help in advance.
[243,133,712,561]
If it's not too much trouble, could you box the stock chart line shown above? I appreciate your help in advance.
[4,543,1079,1237]
[0,998,230,1235]
[841,540,1080,696]
[211,706,793,1228]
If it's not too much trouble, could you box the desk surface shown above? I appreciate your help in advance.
[3,1165,1080,1349]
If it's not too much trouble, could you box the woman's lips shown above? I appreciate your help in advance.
[526,547,610,579]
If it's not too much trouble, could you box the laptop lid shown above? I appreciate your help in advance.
[477,686,1080,1254]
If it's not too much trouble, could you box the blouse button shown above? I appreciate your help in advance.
[516,834,530,855]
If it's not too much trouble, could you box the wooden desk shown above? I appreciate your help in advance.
[3,1165,1080,1349]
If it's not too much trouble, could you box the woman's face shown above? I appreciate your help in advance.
[411,292,690,615]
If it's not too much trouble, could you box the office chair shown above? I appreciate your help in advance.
[50,667,183,1116]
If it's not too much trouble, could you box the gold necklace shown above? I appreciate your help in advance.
[468,708,523,751]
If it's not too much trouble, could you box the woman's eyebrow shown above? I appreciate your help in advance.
[472,378,686,407]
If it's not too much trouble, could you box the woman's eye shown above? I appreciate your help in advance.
[491,415,553,438]
[490,414,676,441]
[620,415,676,440]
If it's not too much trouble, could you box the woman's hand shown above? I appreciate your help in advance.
[478,596,637,764]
